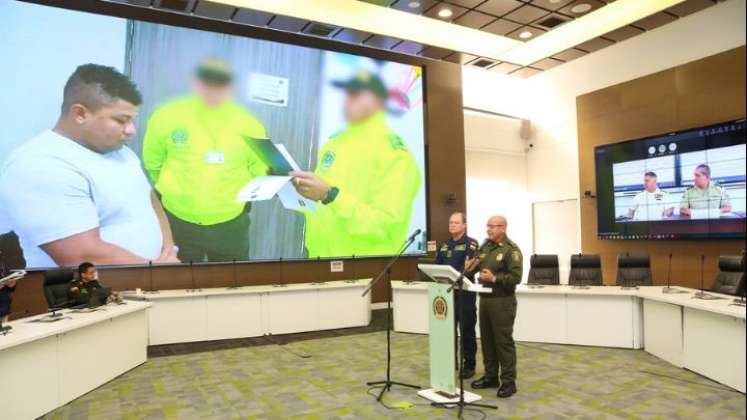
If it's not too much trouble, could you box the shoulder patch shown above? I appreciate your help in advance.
[388,133,407,151]
[512,250,521,262]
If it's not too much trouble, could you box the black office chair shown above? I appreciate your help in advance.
[710,255,745,296]
[616,254,652,287]
[527,254,560,285]
[43,268,75,309]
[569,254,603,286]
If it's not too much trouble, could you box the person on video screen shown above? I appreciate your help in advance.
[142,58,268,262]
[627,171,674,220]
[290,71,421,257]
[679,164,732,217]
[0,64,178,268]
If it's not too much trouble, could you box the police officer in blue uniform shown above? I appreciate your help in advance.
[435,211,480,379]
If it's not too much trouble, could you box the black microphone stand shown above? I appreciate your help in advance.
[432,264,497,416]
[362,234,421,401]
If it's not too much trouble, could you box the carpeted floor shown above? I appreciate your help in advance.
[42,326,745,420]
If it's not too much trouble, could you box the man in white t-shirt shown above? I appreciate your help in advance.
[0,64,178,268]
[628,171,675,221]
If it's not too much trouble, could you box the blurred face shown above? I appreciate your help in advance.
[693,168,710,189]
[644,175,658,192]
[486,216,507,242]
[81,267,97,282]
[71,99,138,153]
[344,90,383,123]
[194,79,232,107]
[448,213,466,237]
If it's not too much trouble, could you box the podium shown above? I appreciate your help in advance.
[416,264,490,405]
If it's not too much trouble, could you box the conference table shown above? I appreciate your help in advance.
[0,301,151,420]
[391,281,746,393]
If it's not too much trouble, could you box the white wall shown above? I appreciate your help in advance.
[464,112,532,280]
[462,0,747,255]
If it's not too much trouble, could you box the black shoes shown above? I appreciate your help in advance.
[470,376,499,389]
[460,368,475,380]
[497,382,517,398]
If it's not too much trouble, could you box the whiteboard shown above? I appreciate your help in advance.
[532,199,580,284]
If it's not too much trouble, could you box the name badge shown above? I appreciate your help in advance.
[204,151,225,164]
[455,244,466,251]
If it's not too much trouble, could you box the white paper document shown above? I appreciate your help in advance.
[236,176,316,212]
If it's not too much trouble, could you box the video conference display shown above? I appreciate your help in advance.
[0,1,427,269]
[595,119,746,240]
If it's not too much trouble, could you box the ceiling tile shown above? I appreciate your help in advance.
[511,66,543,78]
[531,57,564,70]
[233,9,273,26]
[156,0,193,12]
[506,25,547,42]
[391,0,438,13]
[529,0,576,11]
[364,35,402,49]
[302,22,338,37]
[358,0,396,5]
[453,10,496,28]
[267,15,308,32]
[444,0,486,7]
[603,25,644,42]
[424,3,469,21]
[443,52,479,64]
[419,46,455,59]
[333,28,372,44]
[470,57,499,68]
[476,0,525,17]
[481,18,522,35]
[557,0,606,17]
[575,36,614,52]
[534,13,571,30]
[194,1,235,20]
[392,40,425,54]
[503,4,550,24]
[666,0,715,18]
[490,62,522,74]
[552,48,587,61]
[633,12,678,31]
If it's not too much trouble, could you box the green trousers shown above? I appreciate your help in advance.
[478,295,517,384]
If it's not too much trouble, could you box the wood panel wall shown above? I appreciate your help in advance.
[577,46,746,287]
[6,0,466,320]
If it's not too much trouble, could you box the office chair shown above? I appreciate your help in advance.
[43,268,75,309]
[569,254,603,286]
[710,255,745,296]
[527,254,560,285]
[616,254,652,287]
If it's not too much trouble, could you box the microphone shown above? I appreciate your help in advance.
[189,260,195,292]
[693,254,711,299]
[406,229,422,243]
[148,260,153,293]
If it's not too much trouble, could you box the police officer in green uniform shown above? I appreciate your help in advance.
[142,58,269,262]
[289,71,421,257]
[679,164,732,217]
[68,262,120,306]
[469,215,522,398]
[435,212,480,379]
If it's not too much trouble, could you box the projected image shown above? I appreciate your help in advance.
[0,2,426,269]
[612,144,746,223]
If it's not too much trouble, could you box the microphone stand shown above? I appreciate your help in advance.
[433,263,497,416]
[227,259,240,289]
[362,234,421,401]
[693,255,712,299]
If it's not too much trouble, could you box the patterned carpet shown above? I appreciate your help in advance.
[43,331,745,419]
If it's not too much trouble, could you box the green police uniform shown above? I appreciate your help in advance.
[679,183,731,210]
[67,278,104,306]
[303,111,421,257]
[473,236,523,386]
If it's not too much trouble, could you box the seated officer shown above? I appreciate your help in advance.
[435,211,479,379]
[68,262,121,306]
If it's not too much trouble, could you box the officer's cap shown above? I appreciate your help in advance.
[196,58,233,85]
[332,71,388,100]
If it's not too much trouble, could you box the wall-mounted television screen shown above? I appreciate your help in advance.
[0,1,427,269]
[595,119,746,240]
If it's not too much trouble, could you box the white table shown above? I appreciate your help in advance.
[391,282,746,392]
[0,301,151,420]
[125,280,371,345]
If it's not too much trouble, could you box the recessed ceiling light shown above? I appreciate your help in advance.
[407,1,421,8]
[519,30,533,39]
[438,8,453,18]
[570,3,593,14]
